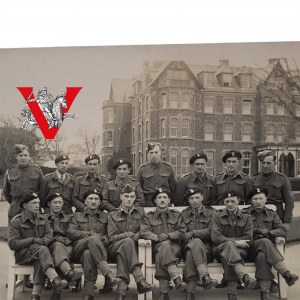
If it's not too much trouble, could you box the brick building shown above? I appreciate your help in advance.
[101,59,300,178]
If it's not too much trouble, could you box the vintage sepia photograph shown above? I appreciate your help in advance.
[1,41,300,300]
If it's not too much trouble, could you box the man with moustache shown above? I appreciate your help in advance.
[175,153,216,206]
[67,189,121,300]
[72,154,115,212]
[137,142,177,206]
[108,184,155,300]
[40,154,75,213]
[140,187,186,300]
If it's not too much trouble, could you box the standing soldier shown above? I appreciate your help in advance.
[244,188,298,300]
[72,154,115,212]
[211,191,255,300]
[40,154,74,213]
[140,187,186,300]
[174,153,216,206]
[137,142,177,207]
[178,189,217,300]
[46,193,83,300]
[252,150,294,226]
[67,189,121,300]
[3,144,44,289]
[213,151,252,205]
[108,184,155,300]
[8,193,68,300]
[107,159,145,208]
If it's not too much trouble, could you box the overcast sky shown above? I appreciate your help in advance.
[1,41,300,146]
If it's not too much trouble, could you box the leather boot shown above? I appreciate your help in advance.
[216,276,227,288]
[25,275,33,289]
[65,269,83,283]
[71,279,81,293]
[283,271,299,286]
[241,274,256,289]
[158,293,169,300]
[103,272,122,289]
[137,278,156,294]
[227,293,237,300]
[201,274,218,289]
[173,277,187,291]
[185,291,195,300]
[260,291,270,300]
[52,277,68,290]
[116,294,125,300]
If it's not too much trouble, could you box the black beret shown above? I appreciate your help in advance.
[55,154,70,164]
[257,150,275,161]
[222,150,242,163]
[249,187,268,199]
[85,154,100,164]
[113,159,132,170]
[147,142,161,152]
[222,190,240,201]
[15,144,30,155]
[189,153,208,164]
[46,193,63,205]
[82,189,103,201]
[151,187,170,204]
[183,188,203,204]
[20,193,39,207]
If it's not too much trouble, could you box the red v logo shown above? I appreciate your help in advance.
[18,87,82,139]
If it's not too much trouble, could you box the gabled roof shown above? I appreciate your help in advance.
[215,64,234,76]
[109,78,134,103]
[191,64,218,75]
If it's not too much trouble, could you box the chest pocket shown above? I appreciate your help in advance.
[48,181,61,189]
[36,219,47,237]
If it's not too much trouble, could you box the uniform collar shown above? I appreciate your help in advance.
[119,205,137,215]
[248,206,268,215]
[114,176,130,186]
[55,170,66,181]
[22,211,38,223]
[221,207,243,219]
[221,171,243,180]
[188,205,206,216]
[83,208,102,217]
[86,172,101,180]
[191,171,207,181]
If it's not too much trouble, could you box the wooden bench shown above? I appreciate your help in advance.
[7,239,148,300]
[142,205,287,300]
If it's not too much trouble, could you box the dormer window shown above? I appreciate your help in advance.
[204,73,214,87]
[240,75,251,88]
[222,74,232,87]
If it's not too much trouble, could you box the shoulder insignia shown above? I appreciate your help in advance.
[10,213,22,223]
[129,176,137,181]
[138,163,148,169]
[31,164,42,170]
[107,177,116,181]
[162,161,173,167]
[179,173,192,180]
[7,165,17,170]
[251,172,260,177]
[44,173,54,178]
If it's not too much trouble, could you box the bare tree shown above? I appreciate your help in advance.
[77,128,101,155]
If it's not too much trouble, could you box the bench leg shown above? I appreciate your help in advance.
[145,244,153,300]
[7,269,16,300]
[278,272,287,299]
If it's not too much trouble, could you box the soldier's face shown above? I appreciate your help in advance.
[261,155,276,174]
[148,146,162,163]
[120,191,136,209]
[56,160,69,174]
[17,150,31,167]
[24,198,40,214]
[154,193,170,209]
[49,197,64,213]
[192,159,206,174]
[188,193,203,209]
[251,193,267,209]
[84,194,101,210]
[225,157,239,173]
[87,159,99,174]
[116,164,130,179]
[224,196,239,212]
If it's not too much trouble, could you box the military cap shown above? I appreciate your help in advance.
[257,150,275,161]
[55,154,70,164]
[147,142,161,152]
[222,150,242,163]
[120,184,135,195]
[82,189,103,201]
[46,193,63,205]
[113,159,132,170]
[183,188,203,204]
[151,187,170,204]
[222,190,240,201]
[20,192,39,207]
[249,187,268,199]
[15,144,30,155]
[85,154,100,164]
[189,153,208,164]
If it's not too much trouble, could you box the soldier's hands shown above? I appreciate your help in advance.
[254,228,269,236]
[254,234,265,240]
[131,233,140,242]
[125,231,135,238]
[158,233,169,242]
[184,232,194,243]
[235,240,250,249]
[55,236,67,245]
[32,238,45,245]
[29,243,40,252]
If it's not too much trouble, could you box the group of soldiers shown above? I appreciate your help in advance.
[3,142,299,300]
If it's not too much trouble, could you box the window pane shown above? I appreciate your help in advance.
[161,119,166,137]
[242,100,252,115]
[161,94,167,108]
[170,118,178,137]
[204,73,214,86]
[204,98,214,113]
[170,92,178,108]
[266,103,275,115]
[224,99,234,113]
[170,149,178,173]
[182,119,190,137]
[242,151,251,175]
[206,151,214,175]
[181,93,190,108]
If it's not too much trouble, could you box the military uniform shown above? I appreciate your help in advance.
[175,172,216,206]
[213,171,253,205]
[40,172,74,213]
[211,208,253,281]
[136,162,177,207]
[8,211,55,286]
[140,209,185,281]
[72,172,115,212]
[252,172,293,223]
[107,176,145,208]
[3,164,43,220]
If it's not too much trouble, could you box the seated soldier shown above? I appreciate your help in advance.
[108,184,155,300]
[67,189,121,300]
[46,193,83,300]
[8,193,68,300]
[244,188,298,300]
[178,189,217,300]
[211,191,256,300]
[140,187,186,300]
